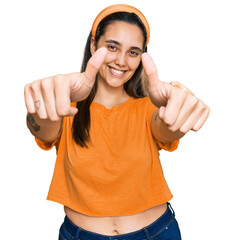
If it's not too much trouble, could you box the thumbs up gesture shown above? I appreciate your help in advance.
[142,53,210,134]
[24,48,107,121]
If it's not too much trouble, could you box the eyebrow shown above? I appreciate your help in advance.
[105,40,143,52]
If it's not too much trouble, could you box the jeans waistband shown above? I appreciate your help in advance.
[62,202,175,240]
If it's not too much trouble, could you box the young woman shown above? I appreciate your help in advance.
[24,4,209,240]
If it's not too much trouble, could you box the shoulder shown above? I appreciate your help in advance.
[132,96,151,105]
[132,96,156,110]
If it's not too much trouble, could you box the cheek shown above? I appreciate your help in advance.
[128,58,141,70]
[105,52,117,63]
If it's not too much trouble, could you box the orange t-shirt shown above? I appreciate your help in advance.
[35,96,179,217]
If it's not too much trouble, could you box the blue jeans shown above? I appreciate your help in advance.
[59,202,181,240]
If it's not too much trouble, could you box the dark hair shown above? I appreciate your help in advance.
[72,12,149,148]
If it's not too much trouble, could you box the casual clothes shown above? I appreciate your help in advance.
[35,96,179,217]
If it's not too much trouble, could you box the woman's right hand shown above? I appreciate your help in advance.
[24,47,107,121]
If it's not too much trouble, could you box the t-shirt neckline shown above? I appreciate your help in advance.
[91,96,134,112]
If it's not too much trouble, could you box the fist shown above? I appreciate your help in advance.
[142,52,210,134]
[24,48,107,121]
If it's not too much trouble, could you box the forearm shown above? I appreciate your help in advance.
[26,113,63,142]
[152,109,185,143]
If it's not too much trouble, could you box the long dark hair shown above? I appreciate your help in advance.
[72,12,149,148]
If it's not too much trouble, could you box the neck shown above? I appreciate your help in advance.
[93,79,130,107]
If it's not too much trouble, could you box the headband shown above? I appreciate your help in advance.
[91,4,150,46]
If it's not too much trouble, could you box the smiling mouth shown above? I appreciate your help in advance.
[108,66,127,77]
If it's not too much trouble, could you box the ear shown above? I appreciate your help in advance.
[90,37,97,56]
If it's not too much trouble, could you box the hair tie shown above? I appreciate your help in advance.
[91,4,150,46]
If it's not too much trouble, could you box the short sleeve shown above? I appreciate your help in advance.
[145,96,179,152]
[35,136,61,151]
[156,140,179,152]
[33,107,74,151]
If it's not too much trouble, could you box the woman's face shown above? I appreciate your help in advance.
[91,21,144,88]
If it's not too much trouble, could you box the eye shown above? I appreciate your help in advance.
[129,50,139,56]
[107,45,117,51]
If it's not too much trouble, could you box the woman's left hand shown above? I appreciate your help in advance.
[141,53,210,134]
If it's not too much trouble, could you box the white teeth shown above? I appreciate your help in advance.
[112,69,124,74]
[109,67,125,76]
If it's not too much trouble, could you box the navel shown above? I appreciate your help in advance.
[113,229,120,235]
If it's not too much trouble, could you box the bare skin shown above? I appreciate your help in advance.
[64,203,167,235]
[25,21,209,236]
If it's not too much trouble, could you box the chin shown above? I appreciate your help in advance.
[107,81,125,88]
[107,76,131,87]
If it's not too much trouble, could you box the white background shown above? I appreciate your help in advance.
[1,0,233,239]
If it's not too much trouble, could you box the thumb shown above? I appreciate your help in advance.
[142,52,169,107]
[142,53,160,89]
[84,47,108,87]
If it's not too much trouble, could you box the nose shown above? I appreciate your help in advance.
[115,51,126,67]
